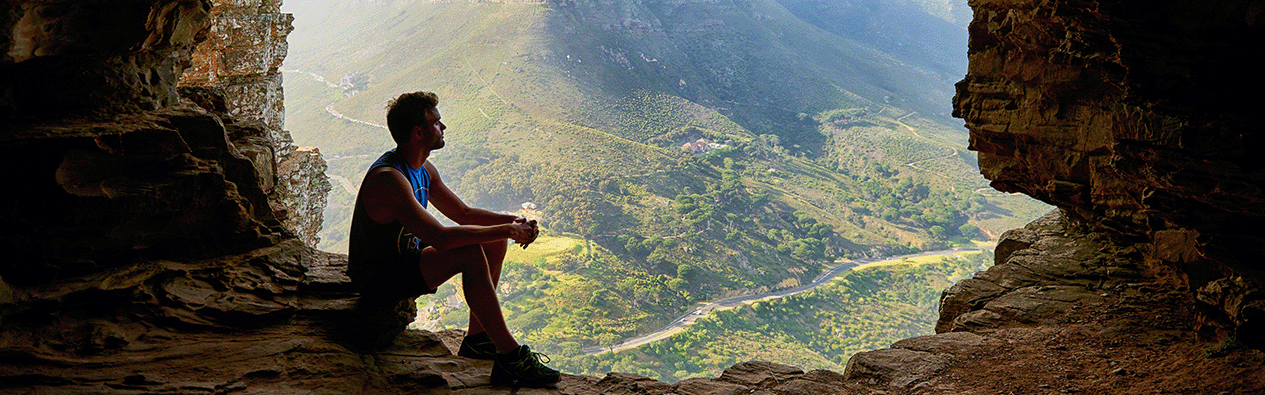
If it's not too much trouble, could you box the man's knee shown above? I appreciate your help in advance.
[482,239,509,253]
[449,244,490,270]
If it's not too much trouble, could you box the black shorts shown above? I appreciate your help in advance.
[348,250,437,300]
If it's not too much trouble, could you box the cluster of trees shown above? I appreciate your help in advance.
[756,211,832,261]
[609,91,693,141]
[821,107,869,125]
[855,176,983,240]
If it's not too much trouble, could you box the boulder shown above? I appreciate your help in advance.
[843,348,951,388]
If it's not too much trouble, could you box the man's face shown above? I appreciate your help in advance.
[418,108,446,150]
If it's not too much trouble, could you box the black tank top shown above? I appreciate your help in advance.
[347,150,431,272]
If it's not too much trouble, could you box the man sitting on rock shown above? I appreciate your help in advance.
[347,91,561,387]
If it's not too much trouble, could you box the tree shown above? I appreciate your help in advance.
[958,223,980,239]
[559,342,582,357]
[677,263,696,279]
[598,333,621,352]
[930,225,947,239]
[668,278,687,290]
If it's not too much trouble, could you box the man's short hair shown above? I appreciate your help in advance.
[386,91,440,145]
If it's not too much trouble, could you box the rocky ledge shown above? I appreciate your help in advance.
[843,210,1265,394]
[0,230,858,394]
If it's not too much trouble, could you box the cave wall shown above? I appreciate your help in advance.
[954,0,1265,342]
[0,0,203,119]
[0,1,439,392]
[0,0,282,282]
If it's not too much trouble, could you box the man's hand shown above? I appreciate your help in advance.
[513,217,539,249]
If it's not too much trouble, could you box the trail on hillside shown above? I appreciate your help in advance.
[894,111,924,139]
[582,244,995,355]
[894,111,961,178]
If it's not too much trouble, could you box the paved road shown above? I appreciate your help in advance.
[328,174,357,195]
[582,244,995,355]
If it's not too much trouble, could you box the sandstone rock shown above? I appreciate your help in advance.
[938,208,1145,332]
[1197,276,1263,340]
[716,361,804,387]
[891,332,984,353]
[274,146,333,247]
[674,377,751,395]
[954,308,1007,331]
[982,285,1106,324]
[568,372,674,395]
[179,0,329,248]
[844,348,951,388]
[955,0,1265,342]
[0,238,447,394]
[1,107,290,286]
[558,363,855,395]
[0,275,16,306]
[0,1,211,120]
[993,210,1067,265]
[772,378,850,395]
[779,370,851,395]
[937,278,1008,332]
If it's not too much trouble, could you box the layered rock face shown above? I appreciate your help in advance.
[954,0,1265,344]
[180,0,331,247]
[0,0,279,284]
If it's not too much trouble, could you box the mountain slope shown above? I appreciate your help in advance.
[280,0,1046,359]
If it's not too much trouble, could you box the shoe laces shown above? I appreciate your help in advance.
[530,351,551,365]
[511,350,552,368]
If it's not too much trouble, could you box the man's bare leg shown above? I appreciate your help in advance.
[417,243,518,353]
[466,239,509,337]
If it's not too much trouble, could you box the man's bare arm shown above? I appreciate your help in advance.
[425,161,520,226]
[363,167,532,251]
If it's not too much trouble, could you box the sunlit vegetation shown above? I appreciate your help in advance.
[281,0,1048,377]
[550,251,992,382]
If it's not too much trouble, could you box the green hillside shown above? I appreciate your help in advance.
[555,251,990,382]
[280,0,1046,374]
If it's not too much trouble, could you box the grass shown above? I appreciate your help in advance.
[506,235,588,264]
[852,251,985,271]
[1205,335,1242,358]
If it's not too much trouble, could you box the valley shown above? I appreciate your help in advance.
[279,0,1048,380]
[580,244,995,356]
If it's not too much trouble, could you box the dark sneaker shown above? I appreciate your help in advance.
[490,345,561,387]
[457,332,497,360]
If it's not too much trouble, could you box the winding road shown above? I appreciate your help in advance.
[582,244,995,355]
[328,174,357,195]
[282,68,389,130]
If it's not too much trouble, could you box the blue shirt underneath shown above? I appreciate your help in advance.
[370,149,430,208]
